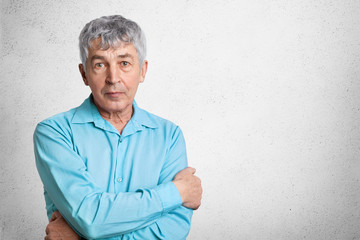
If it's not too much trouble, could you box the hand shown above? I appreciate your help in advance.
[45,211,80,240]
[172,167,202,210]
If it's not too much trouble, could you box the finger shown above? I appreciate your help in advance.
[50,216,56,222]
[174,167,196,180]
[50,211,62,222]
[54,211,62,218]
[187,167,196,174]
[50,212,58,222]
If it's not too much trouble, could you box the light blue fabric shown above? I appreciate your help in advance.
[34,95,192,240]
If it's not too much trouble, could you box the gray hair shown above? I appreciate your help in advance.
[79,15,146,70]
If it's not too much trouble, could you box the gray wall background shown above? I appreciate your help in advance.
[1,0,360,239]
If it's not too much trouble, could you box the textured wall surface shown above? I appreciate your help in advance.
[1,0,360,239]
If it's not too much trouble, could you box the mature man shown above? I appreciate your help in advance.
[34,15,202,240]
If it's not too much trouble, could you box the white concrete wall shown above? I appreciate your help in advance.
[1,0,360,239]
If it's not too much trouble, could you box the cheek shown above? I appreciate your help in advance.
[89,82,105,94]
[126,74,142,88]
[128,82,140,93]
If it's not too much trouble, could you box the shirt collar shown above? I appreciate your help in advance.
[71,95,101,124]
[72,95,158,135]
[131,101,158,129]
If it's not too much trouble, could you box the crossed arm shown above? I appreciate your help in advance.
[34,122,202,239]
[45,167,200,240]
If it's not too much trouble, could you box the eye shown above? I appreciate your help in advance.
[121,61,130,67]
[95,63,105,68]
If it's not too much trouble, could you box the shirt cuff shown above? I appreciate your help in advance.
[154,181,182,212]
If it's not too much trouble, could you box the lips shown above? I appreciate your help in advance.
[105,92,125,98]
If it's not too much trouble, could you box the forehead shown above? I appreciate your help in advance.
[88,38,138,59]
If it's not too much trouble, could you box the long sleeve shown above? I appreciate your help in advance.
[121,207,192,240]
[119,127,193,240]
[34,121,183,239]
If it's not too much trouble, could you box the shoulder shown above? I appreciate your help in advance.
[34,107,79,141]
[136,107,186,146]
[37,107,77,128]
[36,96,93,129]
[136,106,181,133]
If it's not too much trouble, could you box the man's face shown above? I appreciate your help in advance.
[79,39,148,115]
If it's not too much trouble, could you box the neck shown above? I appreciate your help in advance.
[95,103,133,134]
[99,107,133,122]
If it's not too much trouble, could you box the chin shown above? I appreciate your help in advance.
[107,101,131,111]
[94,96,133,113]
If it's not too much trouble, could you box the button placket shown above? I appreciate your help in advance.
[115,135,124,189]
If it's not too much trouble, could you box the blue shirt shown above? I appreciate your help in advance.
[33,96,193,240]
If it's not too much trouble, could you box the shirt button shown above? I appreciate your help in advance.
[117,177,123,182]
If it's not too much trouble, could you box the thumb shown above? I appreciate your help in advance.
[50,211,62,222]
[186,167,196,174]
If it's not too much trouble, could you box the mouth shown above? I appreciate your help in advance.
[105,92,125,98]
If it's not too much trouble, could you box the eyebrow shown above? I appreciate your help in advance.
[90,54,134,62]
[90,55,105,62]
[117,53,134,60]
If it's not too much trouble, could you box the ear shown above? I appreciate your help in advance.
[79,64,88,85]
[139,60,148,83]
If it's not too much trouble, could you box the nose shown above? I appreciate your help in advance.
[105,65,121,84]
